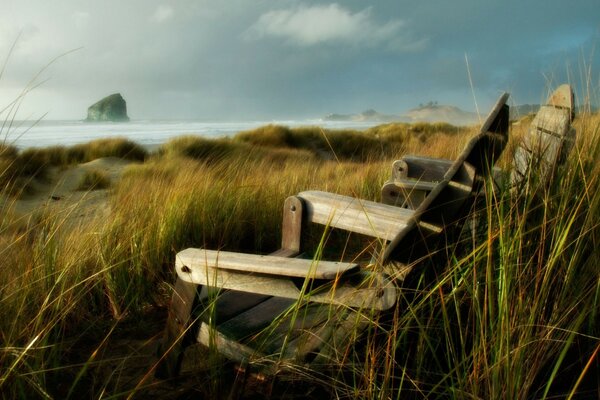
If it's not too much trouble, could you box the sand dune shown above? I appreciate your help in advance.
[2,157,136,222]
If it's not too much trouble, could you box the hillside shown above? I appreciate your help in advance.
[403,104,478,125]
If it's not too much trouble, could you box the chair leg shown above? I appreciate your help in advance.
[155,278,199,379]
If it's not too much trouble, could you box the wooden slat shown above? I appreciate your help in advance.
[511,85,574,186]
[155,278,199,379]
[522,127,562,156]
[390,179,438,192]
[202,290,274,325]
[281,196,302,253]
[298,190,414,241]
[197,322,267,365]
[214,297,295,341]
[380,180,428,209]
[177,255,396,310]
[254,303,335,355]
[399,155,453,181]
[548,84,575,112]
[177,248,358,280]
[531,106,570,135]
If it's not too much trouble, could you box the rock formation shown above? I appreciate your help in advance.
[86,93,129,122]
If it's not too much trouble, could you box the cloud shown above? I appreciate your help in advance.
[246,3,406,47]
[151,5,174,23]
[72,12,90,29]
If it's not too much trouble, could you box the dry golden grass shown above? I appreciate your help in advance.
[0,116,599,398]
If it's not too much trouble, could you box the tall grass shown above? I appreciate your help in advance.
[0,115,598,398]
[0,138,147,197]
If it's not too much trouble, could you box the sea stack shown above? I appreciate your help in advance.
[86,93,129,122]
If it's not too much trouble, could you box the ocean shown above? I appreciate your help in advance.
[1,119,382,150]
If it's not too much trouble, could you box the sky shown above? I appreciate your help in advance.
[0,1,598,121]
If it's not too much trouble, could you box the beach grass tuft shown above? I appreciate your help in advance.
[76,169,111,191]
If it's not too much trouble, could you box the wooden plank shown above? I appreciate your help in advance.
[390,179,437,192]
[176,255,396,310]
[399,155,453,181]
[298,190,414,241]
[155,278,199,379]
[548,83,575,118]
[531,106,571,136]
[201,290,273,325]
[197,322,268,365]
[480,92,510,135]
[213,297,295,341]
[254,302,335,355]
[522,127,563,157]
[380,180,427,209]
[269,248,297,258]
[177,248,357,280]
[281,196,303,253]
[511,85,574,186]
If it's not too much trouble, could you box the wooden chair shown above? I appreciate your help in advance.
[382,85,575,211]
[155,93,510,387]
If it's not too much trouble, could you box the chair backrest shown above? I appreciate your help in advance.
[512,84,575,186]
[382,92,510,263]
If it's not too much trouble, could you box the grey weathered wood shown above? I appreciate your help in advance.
[177,248,358,280]
[390,159,409,181]
[512,85,574,186]
[281,196,303,253]
[381,180,427,208]
[197,322,268,365]
[155,278,199,379]
[177,253,396,310]
[395,156,453,181]
[390,178,438,192]
[258,303,335,356]
[211,297,295,341]
[200,290,273,325]
[298,190,414,241]
[531,106,571,135]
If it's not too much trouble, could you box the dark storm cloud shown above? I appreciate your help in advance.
[0,0,598,119]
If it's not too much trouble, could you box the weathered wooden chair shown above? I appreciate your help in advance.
[155,93,510,389]
[382,85,575,210]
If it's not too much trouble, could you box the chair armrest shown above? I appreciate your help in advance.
[392,156,453,181]
[298,190,414,241]
[175,248,396,310]
[176,248,358,280]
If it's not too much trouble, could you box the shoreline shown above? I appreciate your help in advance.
[3,119,386,150]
